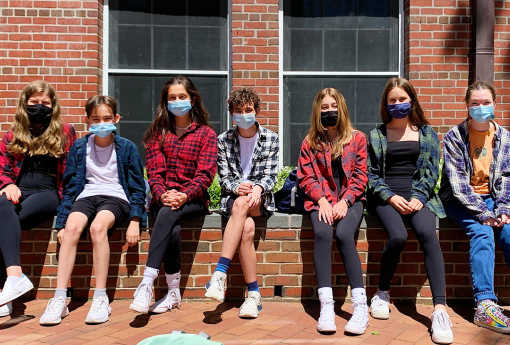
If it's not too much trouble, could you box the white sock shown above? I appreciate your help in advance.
[54,288,67,300]
[166,272,181,290]
[6,275,23,284]
[318,287,333,300]
[351,287,367,305]
[93,288,107,298]
[142,267,159,285]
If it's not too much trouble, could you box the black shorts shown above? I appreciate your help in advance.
[224,195,269,218]
[70,195,130,236]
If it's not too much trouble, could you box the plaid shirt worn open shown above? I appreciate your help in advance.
[146,123,218,208]
[440,120,510,222]
[0,122,76,199]
[217,123,279,214]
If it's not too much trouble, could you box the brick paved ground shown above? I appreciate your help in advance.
[0,299,508,345]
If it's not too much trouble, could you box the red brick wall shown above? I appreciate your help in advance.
[405,0,472,140]
[0,0,103,136]
[231,0,279,134]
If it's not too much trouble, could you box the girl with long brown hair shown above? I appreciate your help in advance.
[0,80,76,314]
[130,75,218,314]
[297,88,369,334]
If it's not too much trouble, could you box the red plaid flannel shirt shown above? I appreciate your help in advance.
[0,122,76,199]
[297,131,368,212]
[146,123,218,207]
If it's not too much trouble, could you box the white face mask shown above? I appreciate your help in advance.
[233,112,256,129]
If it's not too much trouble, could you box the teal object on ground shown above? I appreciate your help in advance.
[137,333,223,345]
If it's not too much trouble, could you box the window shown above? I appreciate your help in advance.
[105,0,229,161]
[281,0,401,166]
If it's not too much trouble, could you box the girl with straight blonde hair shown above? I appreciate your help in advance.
[297,88,369,334]
[0,80,76,313]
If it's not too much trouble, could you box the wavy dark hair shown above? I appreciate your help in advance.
[379,77,429,127]
[142,75,211,147]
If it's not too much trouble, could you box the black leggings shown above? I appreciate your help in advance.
[146,200,207,274]
[310,201,364,289]
[375,203,446,305]
[0,190,60,288]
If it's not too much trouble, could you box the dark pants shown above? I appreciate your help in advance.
[375,203,446,305]
[310,201,364,289]
[0,190,59,288]
[146,200,207,274]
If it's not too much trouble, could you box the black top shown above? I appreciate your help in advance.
[18,154,58,193]
[384,141,420,200]
[331,157,344,200]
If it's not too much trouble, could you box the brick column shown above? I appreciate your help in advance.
[231,0,280,133]
[0,0,103,136]
[404,0,471,139]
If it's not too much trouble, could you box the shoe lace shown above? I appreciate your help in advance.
[349,303,368,324]
[484,301,509,321]
[135,283,153,304]
[46,298,65,314]
[320,300,335,323]
[432,311,453,330]
[214,274,226,291]
[168,289,181,307]
[90,298,107,313]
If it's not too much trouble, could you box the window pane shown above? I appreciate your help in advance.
[188,27,223,70]
[323,0,355,29]
[288,30,323,71]
[153,27,187,70]
[153,0,186,25]
[118,26,151,69]
[110,0,151,25]
[324,30,356,71]
[109,75,228,164]
[358,30,390,71]
[283,76,394,165]
[188,0,225,26]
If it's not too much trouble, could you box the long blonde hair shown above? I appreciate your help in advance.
[9,80,65,157]
[306,88,354,160]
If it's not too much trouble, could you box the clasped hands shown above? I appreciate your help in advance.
[388,195,423,215]
[160,189,188,210]
[236,181,262,209]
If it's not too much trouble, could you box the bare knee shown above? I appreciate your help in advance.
[89,222,108,242]
[241,220,255,244]
[232,196,249,216]
[65,221,84,239]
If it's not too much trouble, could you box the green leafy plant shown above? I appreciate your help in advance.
[274,166,294,193]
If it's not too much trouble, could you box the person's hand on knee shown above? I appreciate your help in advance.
[57,228,65,244]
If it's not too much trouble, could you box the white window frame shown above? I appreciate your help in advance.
[103,0,232,129]
[278,0,404,167]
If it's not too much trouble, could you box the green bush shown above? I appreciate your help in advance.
[207,166,295,210]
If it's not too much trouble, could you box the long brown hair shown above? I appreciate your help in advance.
[306,88,354,160]
[9,80,65,157]
[142,75,211,147]
[380,77,429,127]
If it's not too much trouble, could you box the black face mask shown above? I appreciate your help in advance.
[320,111,338,127]
[26,104,53,125]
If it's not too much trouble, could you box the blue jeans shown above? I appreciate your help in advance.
[445,195,510,303]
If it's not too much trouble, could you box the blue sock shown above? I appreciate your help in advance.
[214,256,231,274]
[247,280,259,292]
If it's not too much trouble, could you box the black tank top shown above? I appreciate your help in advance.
[331,157,344,200]
[18,154,58,192]
[384,141,420,200]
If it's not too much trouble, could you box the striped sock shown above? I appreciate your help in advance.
[247,280,259,292]
[214,256,231,274]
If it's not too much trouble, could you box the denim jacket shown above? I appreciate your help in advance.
[56,133,146,229]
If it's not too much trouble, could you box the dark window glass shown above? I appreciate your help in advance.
[109,75,227,163]
[109,0,228,71]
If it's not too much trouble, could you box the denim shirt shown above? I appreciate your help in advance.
[56,133,146,229]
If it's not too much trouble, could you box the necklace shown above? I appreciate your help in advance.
[91,140,114,166]
[175,123,192,130]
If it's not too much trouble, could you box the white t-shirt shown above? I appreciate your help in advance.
[76,135,129,202]
[238,131,259,180]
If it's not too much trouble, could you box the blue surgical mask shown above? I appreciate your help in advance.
[89,123,117,137]
[167,100,192,117]
[469,105,495,123]
[387,102,411,119]
[233,113,256,130]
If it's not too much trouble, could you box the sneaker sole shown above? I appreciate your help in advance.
[370,309,390,319]
[40,310,69,326]
[431,333,454,344]
[317,325,337,333]
[129,303,149,314]
[344,323,368,335]
[239,309,259,318]
[85,308,112,324]
[474,319,510,334]
[0,279,34,306]
[150,302,180,314]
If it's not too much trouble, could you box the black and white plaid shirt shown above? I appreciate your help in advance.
[217,122,279,215]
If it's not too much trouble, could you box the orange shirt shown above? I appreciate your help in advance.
[468,122,494,195]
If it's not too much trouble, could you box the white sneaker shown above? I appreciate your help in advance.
[149,288,181,314]
[370,291,390,319]
[239,291,262,318]
[345,302,369,334]
[317,298,336,332]
[0,275,34,306]
[205,271,227,302]
[431,309,454,344]
[0,302,12,317]
[39,297,69,325]
[130,282,153,314]
[85,296,112,324]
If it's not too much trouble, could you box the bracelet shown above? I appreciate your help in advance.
[343,198,352,207]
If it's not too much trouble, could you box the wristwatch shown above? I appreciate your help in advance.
[343,198,352,207]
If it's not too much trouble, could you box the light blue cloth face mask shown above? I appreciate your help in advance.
[233,113,256,129]
[469,105,494,123]
[167,100,192,117]
[89,123,117,137]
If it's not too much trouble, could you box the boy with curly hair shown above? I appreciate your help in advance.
[205,87,279,318]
